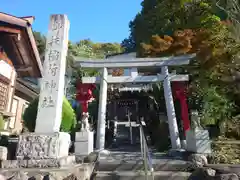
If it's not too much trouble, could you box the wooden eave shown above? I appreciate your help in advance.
[0,26,21,34]
[15,78,39,100]
[0,12,43,78]
[0,26,40,77]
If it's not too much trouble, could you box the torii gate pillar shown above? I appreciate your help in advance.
[162,66,181,149]
[96,67,108,150]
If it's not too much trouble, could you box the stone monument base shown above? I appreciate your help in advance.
[186,129,212,154]
[0,155,75,168]
[16,132,71,160]
[75,131,94,156]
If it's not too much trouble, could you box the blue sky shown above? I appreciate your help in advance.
[1,0,142,43]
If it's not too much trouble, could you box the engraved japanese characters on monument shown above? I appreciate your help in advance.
[35,15,70,133]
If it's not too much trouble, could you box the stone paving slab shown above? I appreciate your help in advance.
[98,159,191,172]
[96,171,191,180]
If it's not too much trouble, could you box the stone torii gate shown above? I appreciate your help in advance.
[74,53,195,151]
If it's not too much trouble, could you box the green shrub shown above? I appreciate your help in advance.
[200,86,234,133]
[22,98,38,132]
[23,96,77,132]
[61,98,77,132]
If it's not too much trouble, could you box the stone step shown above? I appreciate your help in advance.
[95,171,191,180]
[98,159,192,172]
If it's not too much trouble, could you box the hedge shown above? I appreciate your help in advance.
[23,96,76,132]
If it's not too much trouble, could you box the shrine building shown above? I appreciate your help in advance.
[0,13,43,135]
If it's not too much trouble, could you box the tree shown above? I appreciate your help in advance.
[33,31,46,60]
[123,0,240,138]
[127,0,224,54]
[75,39,124,57]
[139,20,238,130]
[121,35,136,52]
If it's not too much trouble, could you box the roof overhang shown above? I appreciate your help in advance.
[15,78,39,100]
[0,12,43,78]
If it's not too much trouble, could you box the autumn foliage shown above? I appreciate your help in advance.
[139,26,237,83]
[111,68,124,76]
[140,29,212,58]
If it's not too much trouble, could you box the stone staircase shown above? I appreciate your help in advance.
[96,149,191,180]
[95,122,192,180]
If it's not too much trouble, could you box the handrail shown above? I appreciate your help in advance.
[139,121,154,180]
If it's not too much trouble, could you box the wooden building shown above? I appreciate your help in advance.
[0,13,42,134]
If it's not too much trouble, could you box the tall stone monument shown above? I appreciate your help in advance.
[16,15,72,161]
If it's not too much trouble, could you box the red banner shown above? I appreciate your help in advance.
[76,82,96,113]
[173,82,190,133]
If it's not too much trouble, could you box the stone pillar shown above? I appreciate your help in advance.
[161,66,181,149]
[16,15,72,161]
[96,67,108,150]
[35,15,69,133]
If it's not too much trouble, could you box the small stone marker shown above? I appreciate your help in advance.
[75,131,94,156]
[35,14,70,133]
[186,111,212,154]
